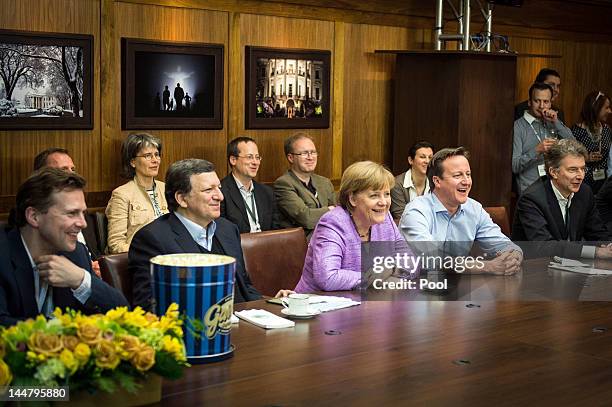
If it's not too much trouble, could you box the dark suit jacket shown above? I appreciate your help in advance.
[274,170,336,237]
[220,174,277,233]
[596,175,612,233]
[128,212,261,311]
[0,228,128,327]
[511,176,611,258]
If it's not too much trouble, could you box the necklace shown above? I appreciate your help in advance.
[349,211,371,239]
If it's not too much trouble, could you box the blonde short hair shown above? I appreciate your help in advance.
[338,161,394,209]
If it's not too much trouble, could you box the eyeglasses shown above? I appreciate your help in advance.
[291,150,318,157]
[593,91,604,107]
[236,154,262,162]
[135,152,161,161]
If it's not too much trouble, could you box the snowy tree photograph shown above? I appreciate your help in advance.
[0,30,92,129]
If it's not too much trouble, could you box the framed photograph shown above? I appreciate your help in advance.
[122,38,224,130]
[0,30,93,130]
[245,46,330,129]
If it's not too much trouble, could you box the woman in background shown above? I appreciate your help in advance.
[105,133,168,253]
[294,161,412,293]
[390,141,434,222]
[571,91,611,194]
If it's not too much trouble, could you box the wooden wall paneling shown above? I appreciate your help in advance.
[457,55,516,207]
[102,2,229,191]
[230,14,335,183]
[119,0,432,30]
[342,24,422,171]
[122,0,612,41]
[0,0,101,197]
[392,52,516,208]
[331,21,344,181]
[511,37,612,128]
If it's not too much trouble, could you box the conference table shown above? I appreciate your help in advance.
[160,259,612,406]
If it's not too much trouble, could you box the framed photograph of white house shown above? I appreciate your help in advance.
[121,38,224,130]
[0,30,93,130]
[245,46,331,129]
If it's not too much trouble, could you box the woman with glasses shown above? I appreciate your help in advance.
[105,133,168,253]
[571,91,612,194]
[294,161,414,293]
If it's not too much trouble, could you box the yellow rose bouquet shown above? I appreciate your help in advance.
[0,303,188,394]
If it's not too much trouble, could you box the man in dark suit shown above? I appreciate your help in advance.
[274,133,336,238]
[512,139,612,259]
[220,137,277,233]
[0,169,128,326]
[129,159,292,312]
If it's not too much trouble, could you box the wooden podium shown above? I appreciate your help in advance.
[382,50,516,208]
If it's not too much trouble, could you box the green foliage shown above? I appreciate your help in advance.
[5,350,30,376]
[152,352,184,380]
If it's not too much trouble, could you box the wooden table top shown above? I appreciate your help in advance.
[160,259,612,406]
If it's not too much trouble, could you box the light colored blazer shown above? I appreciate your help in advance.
[274,170,336,236]
[105,178,168,254]
[390,170,430,222]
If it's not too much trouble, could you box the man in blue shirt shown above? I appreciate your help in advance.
[400,147,522,275]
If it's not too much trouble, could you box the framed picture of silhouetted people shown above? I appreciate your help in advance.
[121,38,223,130]
[245,46,330,129]
[0,29,93,130]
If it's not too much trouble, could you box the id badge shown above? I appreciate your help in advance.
[593,168,606,181]
[538,164,547,177]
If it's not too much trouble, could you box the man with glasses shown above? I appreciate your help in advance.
[274,133,335,238]
[400,147,522,275]
[512,139,612,259]
[221,137,277,233]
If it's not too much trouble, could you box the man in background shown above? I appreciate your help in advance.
[274,133,335,238]
[514,68,565,122]
[512,82,573,195]
[221,137,277,233]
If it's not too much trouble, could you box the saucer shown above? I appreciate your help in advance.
[281,308,321,319]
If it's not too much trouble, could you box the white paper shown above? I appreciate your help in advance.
[307,295,361,312]
[548,263,612,275]
[234,309,295,329]
[552,256,590,267]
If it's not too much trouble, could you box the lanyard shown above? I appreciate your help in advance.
[528,121,544,143]
[243,192,260,231]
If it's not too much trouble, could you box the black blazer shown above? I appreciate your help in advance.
[595,175,612,232]
[128,212,261,311]
[220,175,277,233]
[0,228,128,327]
[511,176,611,258]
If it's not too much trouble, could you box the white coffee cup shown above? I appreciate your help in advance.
[281,293,311,314]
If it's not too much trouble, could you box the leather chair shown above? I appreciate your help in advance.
[240,227,307,296]
[99,253,132,305]
[483,206,511,236]
[93,211,108,254]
